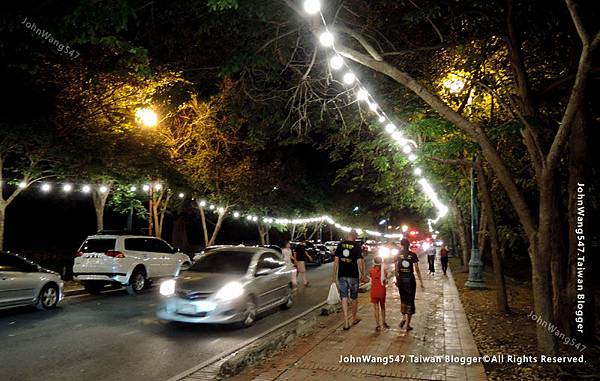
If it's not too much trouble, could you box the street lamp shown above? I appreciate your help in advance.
[135,108,158,128]
[401,225,409,232]
[465,157,486,288]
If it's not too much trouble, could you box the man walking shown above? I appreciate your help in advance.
[332,231,366,330]
[427,244,436,275]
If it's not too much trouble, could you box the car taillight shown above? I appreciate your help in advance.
[106,250,125,258]
[75,251,84,257]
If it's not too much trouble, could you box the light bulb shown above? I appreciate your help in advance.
[329,55,343,70]
[402,145,412,154]
[378,116,386,123]
[343,72,356,84]
[385,123,396,134]
[408,154,417,162]
[18,181,27,189]
[356,88,369,101]
[303,0,320,14]
[142,184,150,192]
[41,183,51,192]
[178,192,185,198]
[414,168,423,176]
[130,186,137,192]
[99,185,108,193]
[233,212,240,218]
[63,184,73,192]
[369,102,378,111]
[82,185,91,193]
[319,31,334,47]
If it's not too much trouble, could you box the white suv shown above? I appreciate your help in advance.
[73,234,191,295]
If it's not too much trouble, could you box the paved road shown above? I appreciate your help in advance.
[0,263,335,381]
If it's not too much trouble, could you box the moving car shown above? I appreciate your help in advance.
[0,252,64,310]
[157,247,294,327]
[73,234,191,295]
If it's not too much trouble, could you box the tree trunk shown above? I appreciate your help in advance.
[453,203,471,271]
[172,216,189,252]
[533,172,559,356]
[207,208,228,246]
[257,223,268,245]
[199,206,209,246]
[0,203,5,251]
[477,162,510,313]
[91,187,110,232]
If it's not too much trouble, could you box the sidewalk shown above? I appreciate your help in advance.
[229,254,487,381]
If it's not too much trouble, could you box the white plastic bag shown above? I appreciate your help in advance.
[327,282,341,305]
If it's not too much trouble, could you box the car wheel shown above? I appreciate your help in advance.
[37,284,59,310]
[126,269,146,295]
[83,281,105,295]
[241,298,257,328]
[281,285,293,310]
[180,261,191,271]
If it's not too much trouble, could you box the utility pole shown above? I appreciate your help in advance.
[465,157,486,288]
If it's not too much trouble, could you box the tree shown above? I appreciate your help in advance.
[0,127,55,250]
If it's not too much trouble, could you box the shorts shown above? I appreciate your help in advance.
[371,296,386,306]
[296,261,306,273]
[338,277,359,299]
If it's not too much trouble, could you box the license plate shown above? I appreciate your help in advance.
[177,303,197,315]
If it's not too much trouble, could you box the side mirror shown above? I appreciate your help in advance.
[255,268,271,277]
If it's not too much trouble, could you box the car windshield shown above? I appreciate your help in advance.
[189,250,252,274]
[80,239,116,253]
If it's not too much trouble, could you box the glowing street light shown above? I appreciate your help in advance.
[401,225,409,232]
[99,185,108,194]
[41,183,51,192]
[442,74,466,94]
[135,108,158,128]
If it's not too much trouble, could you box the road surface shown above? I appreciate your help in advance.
[0,262,335,381]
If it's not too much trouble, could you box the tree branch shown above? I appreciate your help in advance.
[336,26,383,61]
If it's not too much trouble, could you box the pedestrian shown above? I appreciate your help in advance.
[282,240,297,286]
[370,255,389,331]
[332,230,367,330]
[440,244,449,276]
[427,244,436,275]
[294,236,312,287]
[395,238,424,331]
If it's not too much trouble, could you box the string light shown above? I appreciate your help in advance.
[62,184,73,192]
[130,186,137,192]
[319,31,334,47]
[378,116,386,123]
[142,184,150,192]
[82,185,91,193]
[99,185,108,193]
[303,0,321,14]
[402,145,412,154]
[414,168,422,176]
[329,55,344,70]
[343,72,356,84]
[199,200,207,207]
[18,181,27,189]
[233,212,240,218]
[356,88,369,101]
[154,183,162,191]
[408,154,417,162]
[41,183,51,192]
[178,192,185,198]
[385,123,396,134]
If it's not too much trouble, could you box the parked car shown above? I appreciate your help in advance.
[314,244,334,262]
[73,234,192,295]
[291,242,326,266]
[157,247,294,327]
[256,245,282,253]
[324,241,340,253]
[0,252,64,310]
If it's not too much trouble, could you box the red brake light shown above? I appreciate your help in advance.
[75,251,84,257]
[106,250,125,258]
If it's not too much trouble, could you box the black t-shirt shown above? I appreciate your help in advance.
[335,240,363,278]
[295,244,307,261]
[395,250,419,279]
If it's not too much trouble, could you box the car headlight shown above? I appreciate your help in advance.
[160,279,176,296]
[215,282,244,301]
[378,247,390,258]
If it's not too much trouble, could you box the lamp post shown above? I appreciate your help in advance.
[465,157,486,288]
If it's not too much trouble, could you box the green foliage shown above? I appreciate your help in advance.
[107,184,149,220]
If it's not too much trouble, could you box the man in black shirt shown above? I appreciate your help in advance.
[332,231,366,330]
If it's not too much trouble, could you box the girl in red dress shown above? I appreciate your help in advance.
[370,256,389,331]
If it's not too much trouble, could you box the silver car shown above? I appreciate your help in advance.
[157,247,294,327]
[0,252,64,310]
